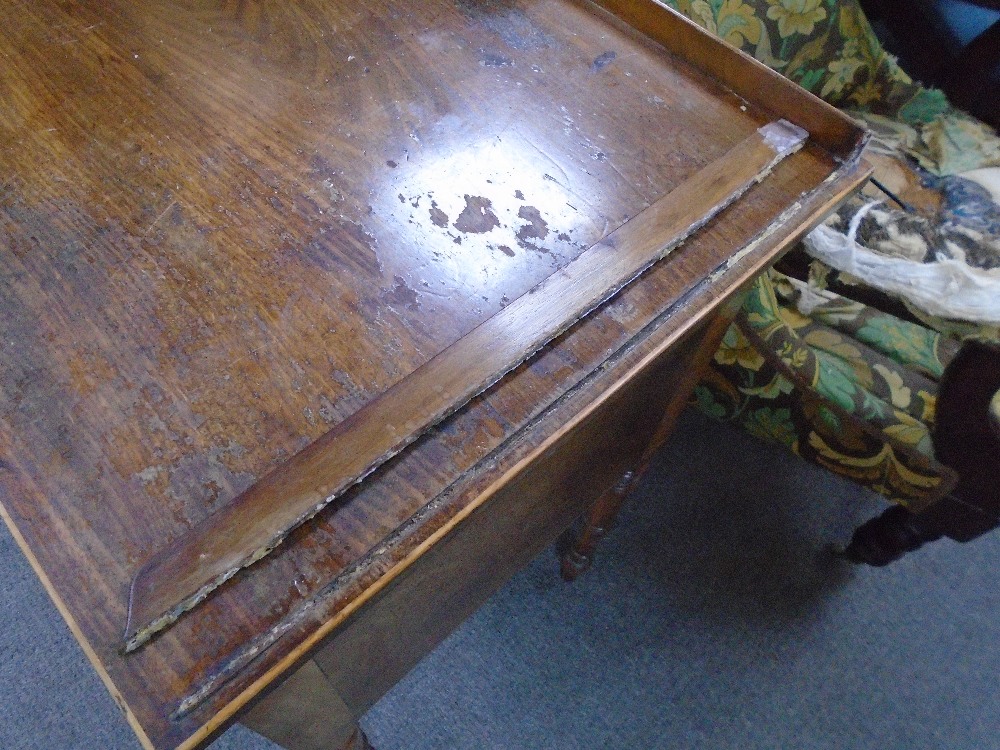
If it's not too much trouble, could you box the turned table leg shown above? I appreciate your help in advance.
[559,470,637,580]
[559,307,739,581]
[241,660,374,750]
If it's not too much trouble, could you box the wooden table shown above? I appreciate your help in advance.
[0,1,868,748]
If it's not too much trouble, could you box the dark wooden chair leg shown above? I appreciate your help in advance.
[844,344,1000,567]
[840,505,943,566]
[559,470,637,581]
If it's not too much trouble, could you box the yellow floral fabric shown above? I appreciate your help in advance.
[682,0,999,511]
[766,0,827,40]
[854,112,1000,176]
[664,0,948,124]
[697,272,960,510]
[667,0,1000,175]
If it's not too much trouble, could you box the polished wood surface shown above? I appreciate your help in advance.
[0,0,867,748]
[593,0,864,158]
[126,120,806,650]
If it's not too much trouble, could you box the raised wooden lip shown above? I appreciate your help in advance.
[121,0,868,659]
[124,120,810,652]
[0,155,873,750]
[170,157,874,750]
[0,1,871,748]
[588,0,868,162]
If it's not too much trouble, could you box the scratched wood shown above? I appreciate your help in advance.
[0,0,868,748]
[125,120,807,650]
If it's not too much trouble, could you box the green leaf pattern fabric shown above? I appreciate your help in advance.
[699,272,959,510]
[663,0,926,119]
[664,0,1000,175]
[671,0,995,509]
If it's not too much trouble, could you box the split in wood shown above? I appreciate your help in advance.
[123,119,808,652]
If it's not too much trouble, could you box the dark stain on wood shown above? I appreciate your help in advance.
[428,201,450,228]
[453,195,501,234]
[383,277,421,311]
[479,49,514,67]
[592,50,617,71]
[515,205,550,247]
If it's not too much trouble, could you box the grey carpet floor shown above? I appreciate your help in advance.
[3,409,998,749]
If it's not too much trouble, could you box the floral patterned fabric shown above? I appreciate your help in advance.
[674,0,1000,509]
[697,272,960,510]
[859,113,1000,177]
[664,0,929,119]
[664,0,1000,176]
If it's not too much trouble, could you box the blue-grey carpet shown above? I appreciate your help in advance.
[3,409,998,749]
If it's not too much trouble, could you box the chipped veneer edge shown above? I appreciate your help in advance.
[710,161,867,283]
[162,154,870,750]
[170,144,870,728]
[2,149,869,750]
[123,122,807,654]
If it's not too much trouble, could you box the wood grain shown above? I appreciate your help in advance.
[0,0,868,747]
[124,120,807,651]
[589,0,866,160]
[311,313,721,718]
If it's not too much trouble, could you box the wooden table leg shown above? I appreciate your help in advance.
[559,469,637,580]
[241,660,374,750]
[560,303,742,580]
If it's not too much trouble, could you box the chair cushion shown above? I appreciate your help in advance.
[681,0,994,510]
[697,272,959,509]
[665,0,1000,176]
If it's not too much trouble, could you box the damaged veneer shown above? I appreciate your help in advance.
[123,120,808,652]
[0,0,873,747]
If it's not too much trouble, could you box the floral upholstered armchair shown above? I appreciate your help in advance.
[560,0,999,577]
[667,0,1000,564]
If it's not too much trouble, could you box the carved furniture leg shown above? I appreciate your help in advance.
[241,660,374,750]
[841,494,1000,567]
[559,305,741,581]
[841,505,943,566]
[559,470,638,580]
[843,343,1000,566]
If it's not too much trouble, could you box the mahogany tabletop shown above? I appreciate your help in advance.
[0,0,867,747]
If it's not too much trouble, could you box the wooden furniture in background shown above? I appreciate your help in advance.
[843,342,1000,565]
[0,0,868,747]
